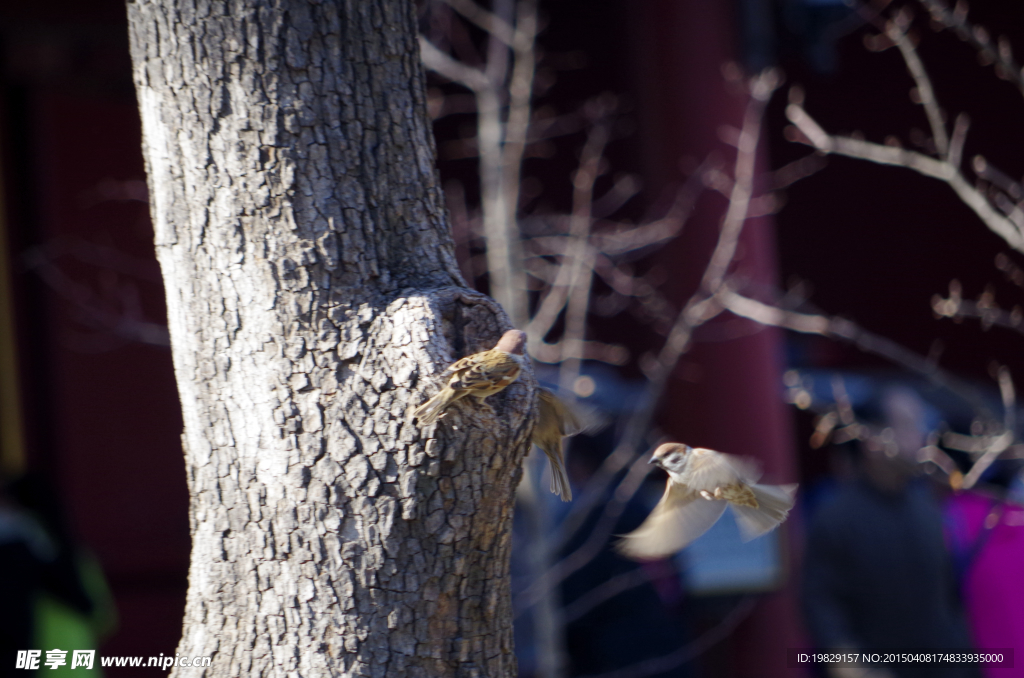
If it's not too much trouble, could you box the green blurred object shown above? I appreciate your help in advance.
[35,552,117,675]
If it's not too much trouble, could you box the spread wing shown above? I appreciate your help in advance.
[538,387,607,436]
[538,388,581,435]
[685,449,761,492]
[616,481,727,560]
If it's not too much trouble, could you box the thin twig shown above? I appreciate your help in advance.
[888,18,949,157]
[961,366,1016,488]
[525,116,609,350]
[560,567,653,623]
[576,597,757,678]
[919,0,1024,100]
[560,117,611,391]
[719,289,994,417]
[419,36,490,91]
[933,286,1024,337]
[439,0,517,47]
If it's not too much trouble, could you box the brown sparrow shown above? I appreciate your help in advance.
[532,388,579,501]
[413,329,527,425]
[617,443,797,560]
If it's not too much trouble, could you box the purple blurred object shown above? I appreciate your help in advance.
[945,492,1024,678]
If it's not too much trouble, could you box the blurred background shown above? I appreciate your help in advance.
[1,0,1023,676]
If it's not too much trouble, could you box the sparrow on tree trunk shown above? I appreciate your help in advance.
[413,329,527,425]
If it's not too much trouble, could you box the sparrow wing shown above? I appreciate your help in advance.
[538,389,581,435]
[439,353,477,379]
[731,483,798,541]
[722,454,763,484]
[616,481,727,560]
[538,387,607,436]
[684,449,752,492]
[449,351,521,393]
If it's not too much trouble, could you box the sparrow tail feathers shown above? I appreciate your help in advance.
[546,453,572,502]
[732,483,797,541]
[413,387,459,425]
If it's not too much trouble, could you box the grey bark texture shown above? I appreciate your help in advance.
[127,1,536,676]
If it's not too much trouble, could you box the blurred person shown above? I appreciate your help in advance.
[801,387,980,678]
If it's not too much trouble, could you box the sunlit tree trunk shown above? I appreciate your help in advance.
[128,1,535,675]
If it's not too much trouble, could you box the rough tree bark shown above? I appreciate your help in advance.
[127,1,536,676]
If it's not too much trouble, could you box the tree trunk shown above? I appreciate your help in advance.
[127,2,535,675]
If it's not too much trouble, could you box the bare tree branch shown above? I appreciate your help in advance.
[959,366,1017,488]
[440,0,517,47]
[888,16,949,157]
[932,279,1024,337]
[524,112,614,356]
[786,101,1024,252]
[785,13,1024,254]
[718,288,995,417]
[419,36,490,91]
[919,0,1024,100]
[559,116,611,390]
[421,0,533,326]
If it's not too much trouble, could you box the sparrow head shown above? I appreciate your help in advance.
[650,442,691,474]
[495,329,527,355]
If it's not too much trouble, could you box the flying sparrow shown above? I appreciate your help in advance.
[413,329,527,425]
[532,388,579,501]
[617,443,797,560]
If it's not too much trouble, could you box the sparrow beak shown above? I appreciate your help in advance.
[648,456,657,465]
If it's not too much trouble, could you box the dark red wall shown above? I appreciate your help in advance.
[629,2,805,676]
[0,4,188,672]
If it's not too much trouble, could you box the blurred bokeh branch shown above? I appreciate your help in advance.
[933,278,1024,336]
[785,10,1024,254]
[517,69,782,611]
[920,0,1024,99]
[720,288,1020,490]
[420,0,537,327]
[766,2,1024,501]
